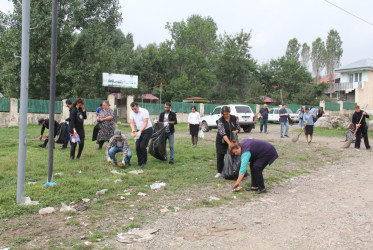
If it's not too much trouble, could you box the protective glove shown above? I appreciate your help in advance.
[39,135,42,141]
[107,157,111,163]
[164,122,169,127]
[117,161,125,168]
[232,182,242,192]
[134,131,141,140]
[131,130,136,137]
[73,129,77,137]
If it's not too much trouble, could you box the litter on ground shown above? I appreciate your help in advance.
[96,189,108,195]
[82,198,90,203]
[128,170,144,175]
[60,202,77,213]
[150,182,166,190]
[117,228,160,244]
[22,197,39,206]
[54,172,63,176]
[111,170,126,176]
[208,196,220,201]
[39,207,55,215]
[137,192,147,196]
[114,179,122,183]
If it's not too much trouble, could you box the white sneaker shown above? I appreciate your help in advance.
[214,173,221,178]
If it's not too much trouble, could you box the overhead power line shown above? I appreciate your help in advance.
[324,0,373,27]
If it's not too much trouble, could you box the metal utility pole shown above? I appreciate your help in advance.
[45,0,58,185]
[17,0,31,204]
[159,82,162,104]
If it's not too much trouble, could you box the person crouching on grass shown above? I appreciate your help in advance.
[230,139,278,194]
[302,106,316,145]
[106,130,132,167]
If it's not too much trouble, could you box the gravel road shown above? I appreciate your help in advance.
[113,134,373,249]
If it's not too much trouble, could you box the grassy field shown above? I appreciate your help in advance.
[0,123,345,248]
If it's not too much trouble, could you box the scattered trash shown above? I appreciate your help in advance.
[117,228,160,244]
[150,182,166,190]
[84,241,92,246]
[111,170,126,176]
[80,236,86,240]
[120,196,126,200]
[22,197,39,206]
[65,216,73,220]
[81,222,89,227]
[137,192,147,196]
[106,178,110,181]
[78,170,82,174]
[186,198,192,201]
[60,202,77,213]
[1,248,11,250]
[124,192,131,196]
[208,196,220,201]
[27,182,37,185]
[255,221,263,224]
[54,172,63,176]
[290,178,295,182]
[130,205,135,207]
[160,208,168,213]
[128,170,144,175]
[114,179,122,183]
[39,207,55,215]
[233,196,237,199]
[174,207,181,212]
[82,199,90,203]
[129,217,134,221]
[96,189,108,195]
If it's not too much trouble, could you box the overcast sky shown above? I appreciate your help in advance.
[1,0,373,68]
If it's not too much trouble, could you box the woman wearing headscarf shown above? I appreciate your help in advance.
[187,106,201,146]
[69,98,87,159]
[97,100,115,150]
[230,139,278,194]
[215,106,240,178]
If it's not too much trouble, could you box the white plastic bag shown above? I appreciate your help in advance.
[198,129,205,139]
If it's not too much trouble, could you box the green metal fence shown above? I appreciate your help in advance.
[70,98,106,112]
[139,102,163,115]
[0,98,11,112]
[343,102,356,110]
[17,99,62,114]
[171,102,197,113]
[247,104,257,113]
[325,102,340,111]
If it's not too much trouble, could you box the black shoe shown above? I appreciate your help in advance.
[127,162,131,167]
[39,144,46,148]
[169,160,174,164]
[140,164,145,168]
[255,189,267,194]
[285,135,289,138]
[70,156,75,160]
[59,147,67,150]
[246,187,259,192]
[97,148,102,151]
[367,147,372,151]
[280,136,284,138]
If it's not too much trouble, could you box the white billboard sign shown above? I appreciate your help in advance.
[102,73,138,88]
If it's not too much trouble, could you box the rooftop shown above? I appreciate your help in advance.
[335,58,373,72]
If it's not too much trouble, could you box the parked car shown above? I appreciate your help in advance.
[258,108,299,123]
[201,104,256,133]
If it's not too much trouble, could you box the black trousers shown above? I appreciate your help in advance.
[216,152,226,174]
[70,137,85,159]
[355,127,370,149]
[136,127,153,165]
[250,162,267,190]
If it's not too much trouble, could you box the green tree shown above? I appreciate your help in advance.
[285,38,301,61]
[300,42,310,68]
[0,0,122,98]
[311,37,326,83]
[325,29,343,79]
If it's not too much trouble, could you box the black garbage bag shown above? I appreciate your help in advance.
[55,122,66,144]
[287,115,294,126]
[221,132,248,180]
[149,122,167,161]
[92,122,101,141]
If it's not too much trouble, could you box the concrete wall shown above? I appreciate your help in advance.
[355,70,373,110]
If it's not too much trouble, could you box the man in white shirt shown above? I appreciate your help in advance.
[130,102,153,168]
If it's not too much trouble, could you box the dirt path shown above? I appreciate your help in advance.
[110,131,373,249]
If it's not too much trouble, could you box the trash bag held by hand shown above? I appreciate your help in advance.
[70,133,81,144]
[92,122,101,141]
[149,122,167,161]
[198,129,205,140]
[287,116,294,126]
[55,122,67,144]
[221,132,247,180]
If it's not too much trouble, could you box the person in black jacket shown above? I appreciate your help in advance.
[159,102,177,164]
[215,106,240,178]
[38,118,59,148]
[352,105,371,150]
[69,98,87,159]
[60,99,73,150]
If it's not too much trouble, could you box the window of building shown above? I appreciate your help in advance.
[349,74,354,83]
[359,73,362,82]
[355,73,359,82]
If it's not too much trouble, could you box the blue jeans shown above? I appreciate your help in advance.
[298,119,303,128]
[260,118,268,133]
[165,132,174,161]
[108,147,132,164]
[280,121,289,136]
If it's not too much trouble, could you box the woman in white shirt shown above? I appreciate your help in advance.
[188,106,201,146]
